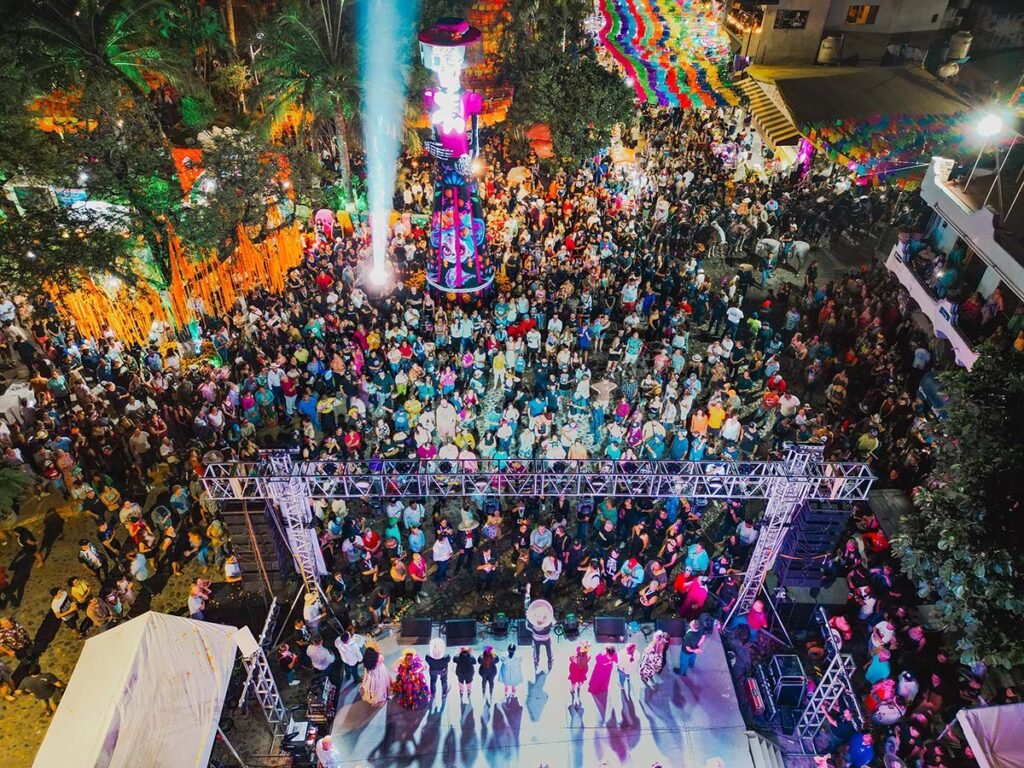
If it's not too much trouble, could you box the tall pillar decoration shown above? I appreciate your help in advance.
[419,18,494,300]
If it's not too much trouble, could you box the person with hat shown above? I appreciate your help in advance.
[615,557,645,607]
[526,599,555,675]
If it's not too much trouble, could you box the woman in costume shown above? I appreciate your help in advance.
[567,642,591,701]
[391,649,430,710]
[360,642,391,707]
[639,630,669,688]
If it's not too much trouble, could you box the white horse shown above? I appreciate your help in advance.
[755,237,810,268]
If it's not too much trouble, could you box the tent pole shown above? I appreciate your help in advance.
[217,726,250,768]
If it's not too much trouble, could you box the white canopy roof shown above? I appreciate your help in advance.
[958,704,1024,768]
[33,612,246,768]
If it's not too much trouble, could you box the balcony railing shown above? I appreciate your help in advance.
[921,157,1024,298]
[885,244,979,369]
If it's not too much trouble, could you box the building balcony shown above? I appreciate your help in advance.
[884,244,980,370]
[919,156,1024,301]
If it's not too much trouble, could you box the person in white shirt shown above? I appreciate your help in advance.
[432,536,453,584]
[307,635,337,677]
[402,501,425,530]
[541,552,562,598]
[334,631,366,683]
[726,305,744,336]
[778,392,801,417]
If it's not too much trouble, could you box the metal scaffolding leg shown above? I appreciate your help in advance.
[239,644,288,741]
[797,652,860,741]
[726,445,823,629]
[264,452,325,593]
[797,606,863,749]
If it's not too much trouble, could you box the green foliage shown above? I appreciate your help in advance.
[256,0,358,198]
[893,344,1024,668]
[178,130,294,253]
[179,94,217,129]
[18,0,191,98]
[509,50,634,167]
[0,203,138,294]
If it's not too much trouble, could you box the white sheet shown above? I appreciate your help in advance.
[33,613,241,768]
[958,704,1024,768]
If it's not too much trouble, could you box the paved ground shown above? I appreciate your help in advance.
[0,485,212,767]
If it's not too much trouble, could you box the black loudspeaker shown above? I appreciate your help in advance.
[516,619,533,645]
[401,618,433,639]
[766,654,807,708]
[594,616,627,643]
[655,618,686,645]
[445,618,477,644]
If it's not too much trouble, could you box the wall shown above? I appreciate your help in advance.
[825,0,954,33]
[968,1,1024,51]
[746,1,830,66]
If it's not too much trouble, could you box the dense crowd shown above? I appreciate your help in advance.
[0,103,1017,766]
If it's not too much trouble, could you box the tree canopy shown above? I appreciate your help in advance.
[894,343,1024,668]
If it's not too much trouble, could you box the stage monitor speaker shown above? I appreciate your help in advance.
[594,616,627,643]
[516,619,533,645]
[445,618,477,644]
[655,618,686,644]
[767,654,807,708]
[401,618,433,640]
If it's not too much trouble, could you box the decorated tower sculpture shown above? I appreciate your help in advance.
[419,18,494,299]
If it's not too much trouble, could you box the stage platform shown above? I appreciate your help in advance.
[328,624,756,768]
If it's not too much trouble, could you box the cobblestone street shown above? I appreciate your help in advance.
[0,491,204,768]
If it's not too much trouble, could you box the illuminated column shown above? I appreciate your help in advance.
[419,18,494,300]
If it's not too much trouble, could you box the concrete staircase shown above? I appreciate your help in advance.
[746,731,787,768]
[735,77,801,150]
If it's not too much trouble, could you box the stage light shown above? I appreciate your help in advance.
[562,613,580,639]
[368,263,388,286]
[977,113,1003,138]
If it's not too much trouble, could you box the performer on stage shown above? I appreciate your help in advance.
[568,642,591,701]
[455,646,477,700]
[589,645,617,695]
[617,642,639,695]
[498,644,524,701]
[526,598,555,675]
[640,630,669,688]
[360,643,391,707]
[478,645,498,701]
[425,637,451,701]
[391,649,430,709]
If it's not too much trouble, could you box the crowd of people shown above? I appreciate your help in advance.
[0,100,1018,767]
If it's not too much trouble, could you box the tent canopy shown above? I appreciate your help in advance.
[958,704,1024,768]
[33,612,246,768]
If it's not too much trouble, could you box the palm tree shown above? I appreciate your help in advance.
[19,0,189,99]
[257,0,358,199]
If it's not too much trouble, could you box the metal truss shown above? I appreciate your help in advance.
[238,598,281,710]
[726,446,825,628]
[202,454,874,502]
[203,447,873,608]
[796,606,863,746]
[238,640,288,740]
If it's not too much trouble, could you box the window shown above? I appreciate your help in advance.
[846,4,879,25]
[774,10,810,30]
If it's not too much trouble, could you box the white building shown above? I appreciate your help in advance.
[884,155,1024,369]
[725,0,969,67]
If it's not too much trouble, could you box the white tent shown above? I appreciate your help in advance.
[33,612,249,768]
[957,704,1024,768]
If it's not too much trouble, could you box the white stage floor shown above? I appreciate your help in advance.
[328,625,755,768]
